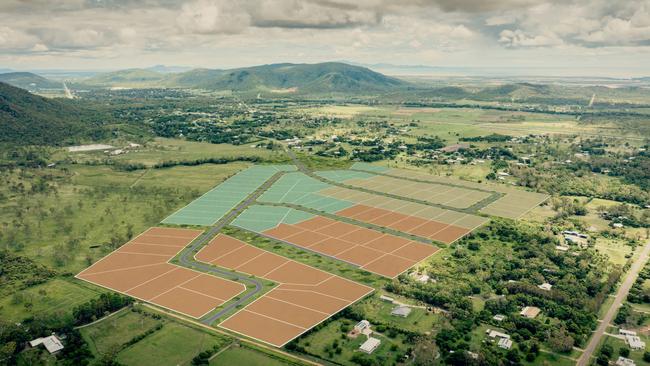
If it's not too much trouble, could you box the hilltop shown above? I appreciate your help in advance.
[0,82,101,145]
[80,62,410,93]
[0,72,62,92]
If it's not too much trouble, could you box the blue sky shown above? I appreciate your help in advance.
[1,0,649,77]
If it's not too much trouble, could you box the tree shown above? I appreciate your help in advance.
[619,347,630,357]
[548,326,574,353]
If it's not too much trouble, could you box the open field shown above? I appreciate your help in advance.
[0,278,104,322]
[210,345,297,366]
[294,317,411,366]
[116,321,228,366]
[65,138,289,167]
[0,162,252,273]
[77,227,246,319]
[350,163,549,219]
[162,165,295,226]
[350,294,444,333]
[196,234,373,347]
[81,308,163,356]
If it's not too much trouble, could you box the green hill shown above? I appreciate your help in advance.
[0,72,62,91]
[82,62,410,93]
[82,68,167,87]
[0,82,102,145]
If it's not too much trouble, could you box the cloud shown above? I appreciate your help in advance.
[498,29,563,48]
[177,0,251,34]
[0,27,40,51]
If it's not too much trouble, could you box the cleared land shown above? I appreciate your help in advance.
[162,165,295,226]
[195,234,373,347]
[319,170,491,209]
[258,172,486,243]
[350,163,549,219]
[76,227,246,318]
[233,205,439,278]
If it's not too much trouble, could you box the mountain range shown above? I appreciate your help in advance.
[78,62,409,93]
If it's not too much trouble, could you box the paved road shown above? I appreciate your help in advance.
[176,172,284,325]
[577,240,650,366]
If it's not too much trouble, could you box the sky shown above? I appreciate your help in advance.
[1,0,649,77]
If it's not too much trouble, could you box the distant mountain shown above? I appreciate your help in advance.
[0,72,62,91]
[0,82,102,145]
[145,65,193,74]
[81,62,410,93]
[82,68,167,87]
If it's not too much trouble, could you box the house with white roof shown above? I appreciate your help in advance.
[29,335,64,354]
[359,337,381,354]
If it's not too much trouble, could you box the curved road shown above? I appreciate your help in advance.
[176,172,284,325]
[577,240,650,366]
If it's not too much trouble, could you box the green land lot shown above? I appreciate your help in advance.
[81,308,162,356]
[210,345,297,366]
[162,165,295,226]
[295,318,410,366]
[116,321,229,366]
[231,204,315,232]
[350,295,443,334]
[0,278,103,322]
[258,172,354,214]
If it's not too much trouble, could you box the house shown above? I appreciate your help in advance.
[29,335,64,354]
[616,356,636,366]
[487,330,510,340]
[354,320,370,333]
[492,314,506,322]
[620,329,637,336]
[538,283,552,291]
[498,338,513,350]
[556,245,570,252]
[379,295,395,303]
[391,305,412,318]
[520,306,541,319]
[625,335,645,350]
[411,272,430,283]
[359,337,381,354]
[613,223,624,228]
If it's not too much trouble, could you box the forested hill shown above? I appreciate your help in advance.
[0,82,102,145]
[82,62,410,93]
[0,72,61,91]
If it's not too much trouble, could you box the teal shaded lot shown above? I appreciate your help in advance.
[162,165,295,226]
[350,162,389,172]
[258,172,354,214]
[232,205,314,232]
[314,170,375,183]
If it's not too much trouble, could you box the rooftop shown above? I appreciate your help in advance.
[30,335,64,354]
[359,337,381,354]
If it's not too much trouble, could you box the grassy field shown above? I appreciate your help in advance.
[67,138,289,167]
[81,308,162,356]
[295,318,410,366]
[350,295,443,334]
[594,237,633,266]
[117,321,229,366]
[0,278,103,322]
[0,162,249,273]
[598,334,650,365]
[209,345,296,366]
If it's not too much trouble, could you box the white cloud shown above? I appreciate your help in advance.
[499,29,563,48]
[177,0,251,34]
